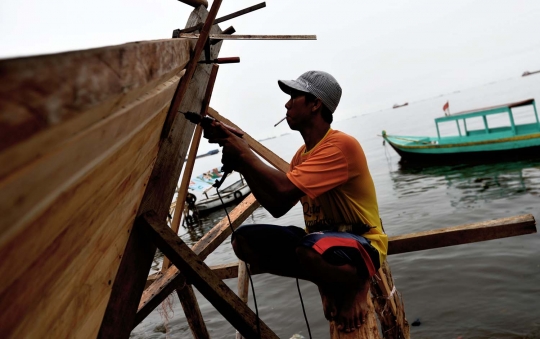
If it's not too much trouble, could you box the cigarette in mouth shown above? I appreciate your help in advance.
[274,116,286,127]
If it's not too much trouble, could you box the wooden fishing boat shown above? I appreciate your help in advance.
[195,177,251,213]
[383,99,540,163]
[393,102,408,109]
[0,1,536,339]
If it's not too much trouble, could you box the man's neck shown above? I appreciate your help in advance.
[301,123,331,152]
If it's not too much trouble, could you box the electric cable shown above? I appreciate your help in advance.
[215,187,261,339]
[296,278,313,339]
[215,180,312,339]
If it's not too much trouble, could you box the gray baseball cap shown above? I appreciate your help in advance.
[278,70,342,113]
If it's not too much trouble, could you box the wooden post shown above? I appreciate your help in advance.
[330,294,380,339]
[177,285,210,339]
[370,261,410,339]
[98,4,223,338]
[162,63,220,271]
[236,260,250,339]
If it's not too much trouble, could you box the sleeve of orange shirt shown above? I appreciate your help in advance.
[287,143,349,199]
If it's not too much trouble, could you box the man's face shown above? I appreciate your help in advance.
[285,90,313,130]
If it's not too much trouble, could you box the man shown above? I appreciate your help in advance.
[204,71,387,333]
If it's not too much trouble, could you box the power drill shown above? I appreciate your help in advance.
[182,112,244,189]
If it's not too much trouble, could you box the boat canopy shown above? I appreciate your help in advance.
[434,99,539,139]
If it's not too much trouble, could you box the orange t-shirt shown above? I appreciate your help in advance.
[286,129,388,264]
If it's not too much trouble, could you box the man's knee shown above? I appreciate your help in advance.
[296,246,321,264]
[231,233,249,262]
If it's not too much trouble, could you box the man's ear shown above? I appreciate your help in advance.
[311,98,323,112]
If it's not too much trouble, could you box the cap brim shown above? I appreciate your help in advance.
[278,80,309,95]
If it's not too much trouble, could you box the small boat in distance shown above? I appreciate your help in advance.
[383,99,540,163]
[194,176,251,213]
[522,70,540,77]
[393,102,409,109]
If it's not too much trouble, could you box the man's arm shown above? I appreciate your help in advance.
[205,121,304,218]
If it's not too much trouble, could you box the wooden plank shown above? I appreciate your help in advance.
[370,261,410,339]
[207,214,537,280]
[179,2,266,33]
[178,34,317,40]
[0,39,191,178]
[1,120,162,338]
[0,76,179,295]
[99,4,224,337]
[177,285,210,339]
[387,214,536,255]
[207,107,289,172]
[236,261,250,339]
[178,0,208,7]
[161,0,223,140]
[136,195,260,325]
[142,211,279,339]
[330,294,380,339]
[163,63,220,270]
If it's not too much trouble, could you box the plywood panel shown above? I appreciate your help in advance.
[0,114,162,337]
[0,38,191,177]
[0,76,180,294]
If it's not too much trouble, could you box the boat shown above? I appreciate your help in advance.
[522,70,540,77]
[193,176,251,213]
[393,102,408,109]
[383,99,540,163]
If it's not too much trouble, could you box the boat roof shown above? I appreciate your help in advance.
[435,98,535,123]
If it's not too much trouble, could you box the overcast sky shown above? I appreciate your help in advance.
[2,0,540,141]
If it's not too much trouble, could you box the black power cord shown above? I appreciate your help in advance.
[215,188,261,339]
[214,182,312,339]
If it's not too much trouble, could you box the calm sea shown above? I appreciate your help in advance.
[132,75,540,338]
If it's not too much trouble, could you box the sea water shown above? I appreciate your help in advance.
[132,74,540,338]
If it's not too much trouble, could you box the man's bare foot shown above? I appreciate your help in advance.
[318,285,337,320]
[335,280,370,332]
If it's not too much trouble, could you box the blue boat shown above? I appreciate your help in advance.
[382,99,540,163]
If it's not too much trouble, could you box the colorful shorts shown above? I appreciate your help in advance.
[232,224,380,278]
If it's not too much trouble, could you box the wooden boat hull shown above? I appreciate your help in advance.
[0,32,195,339]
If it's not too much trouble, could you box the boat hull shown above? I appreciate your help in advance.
[385,135,540,164]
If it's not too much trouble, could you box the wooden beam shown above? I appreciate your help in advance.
[178,0,208,8]
[236,261,250,339]
[162,63,220,270]
[179,2,266,34]
[162,0,223,140]
[177,285,210,339]
[136,195,260,326]
[207,107,289,172]
[370,261,410,339]
[178,33,317,40]
[141,211,279,339]
[207,214,537,280]
[387,214,536,255]
[98,5,224,338]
